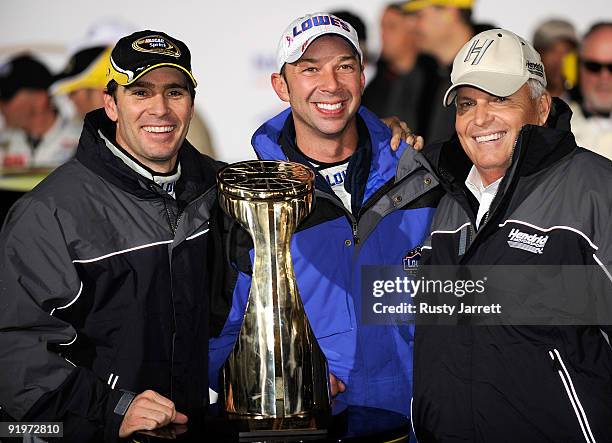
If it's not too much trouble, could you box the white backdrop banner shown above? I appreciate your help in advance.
[0,0,609,162]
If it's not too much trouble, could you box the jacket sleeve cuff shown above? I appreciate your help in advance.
[104,389,136,442]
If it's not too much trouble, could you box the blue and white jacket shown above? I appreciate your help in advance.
[209,107,441,415]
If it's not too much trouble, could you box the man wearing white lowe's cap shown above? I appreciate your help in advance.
[413,29,612,441]
[209,12,442,416]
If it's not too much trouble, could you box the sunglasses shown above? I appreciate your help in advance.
[582,60,612,74]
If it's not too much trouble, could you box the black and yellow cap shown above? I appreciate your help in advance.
[107,30,197,88]
[53,46,111,95]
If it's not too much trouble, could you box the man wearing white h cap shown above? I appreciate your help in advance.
[413,29,612,441]
[209,12,442,416]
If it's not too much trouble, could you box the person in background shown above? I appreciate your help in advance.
[362,2,438,135]
[0,54,80,169]
[52,45,111,117]
[330,10,369,65]
[568,22,612,159]
[532,19,579,99]
[405,0,495,144]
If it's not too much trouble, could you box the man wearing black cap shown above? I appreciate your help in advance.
[0,31,221,441]
[51,37,217,158]
[0,54,81,168]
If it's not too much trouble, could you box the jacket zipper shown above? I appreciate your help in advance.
[315,190,358,240]
[316,176,406,247]
[460,132,525,260]
[352,221,359,245]
[351,178,396,245]
[548,348,597,443]
[168,185,217,398]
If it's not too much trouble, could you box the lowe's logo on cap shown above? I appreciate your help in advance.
[276,12,363,72]
[132,35,181,58]
[291,15,351,37]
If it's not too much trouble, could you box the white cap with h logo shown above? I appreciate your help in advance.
[443,28,547,107]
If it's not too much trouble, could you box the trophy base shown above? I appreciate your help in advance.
[227,411,330,441]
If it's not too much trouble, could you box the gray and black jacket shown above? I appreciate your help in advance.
[0,109,223,441]
[413,99,612,442]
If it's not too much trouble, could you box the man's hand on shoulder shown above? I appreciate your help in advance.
[381,116,425,152]
[118,390,188,438]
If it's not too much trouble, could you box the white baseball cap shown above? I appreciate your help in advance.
[275,12,363,72]
[443,28,547,107]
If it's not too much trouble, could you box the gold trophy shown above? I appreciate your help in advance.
[217,160,331,437]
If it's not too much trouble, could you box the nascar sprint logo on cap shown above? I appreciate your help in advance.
[132,35,181,58]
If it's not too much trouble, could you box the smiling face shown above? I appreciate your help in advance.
[271,35,364,146]
[455,84,551,185]
[103,66,194,173]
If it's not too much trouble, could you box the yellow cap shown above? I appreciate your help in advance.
[562,51,578,90]
[403,0,474,13]
[52,47,112,95]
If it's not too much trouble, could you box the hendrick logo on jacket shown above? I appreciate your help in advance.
[507,228,549,254]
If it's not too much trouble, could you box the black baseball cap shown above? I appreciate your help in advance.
[0,54,53,101]
[107,30,197,88]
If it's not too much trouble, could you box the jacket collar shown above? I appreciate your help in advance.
[251,106,410,206]
[76,108,219,202]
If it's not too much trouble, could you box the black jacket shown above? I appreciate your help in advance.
[362,55,439,138]
[0,109,223,441]
[413,99,612,442]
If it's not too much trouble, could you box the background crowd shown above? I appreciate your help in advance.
[0,0,610,171]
